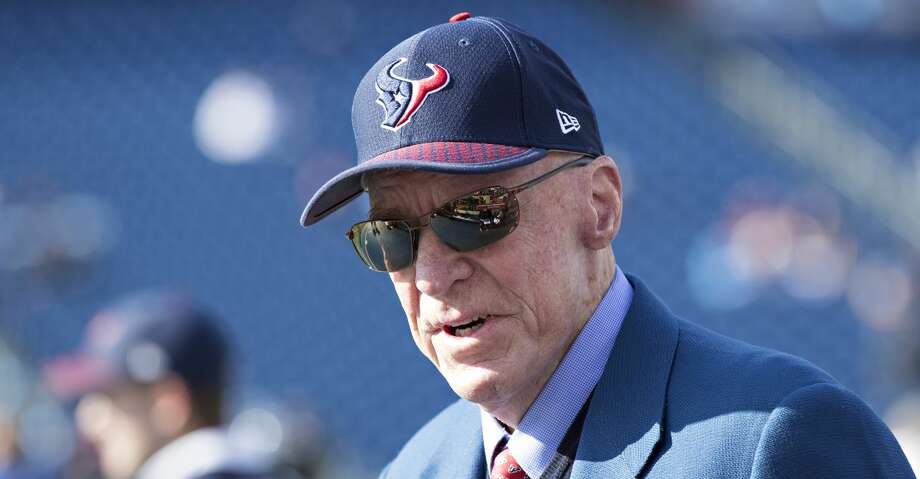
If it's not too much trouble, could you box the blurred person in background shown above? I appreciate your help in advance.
[44,291,278,479]
[226,401,338,479]
[299,12,913,479]
[886,337,920,474]
[0,410,24,479]
[0,409,52,479]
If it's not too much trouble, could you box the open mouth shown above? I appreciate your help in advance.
[445,315,492,337]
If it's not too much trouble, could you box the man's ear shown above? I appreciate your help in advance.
[150,374,193,438]
[581,155,622,250]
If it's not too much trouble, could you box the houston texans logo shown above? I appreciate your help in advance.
[375,58,449,131]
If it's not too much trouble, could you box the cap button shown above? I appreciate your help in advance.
[449,12,472,23]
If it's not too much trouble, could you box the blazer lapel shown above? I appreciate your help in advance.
[570,274,680,478]
[385,399,486,479]
[431,400,487,479]
[446,419,488,479]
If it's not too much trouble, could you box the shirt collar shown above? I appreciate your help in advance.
[135,427,273,479]
[480,266,633,478]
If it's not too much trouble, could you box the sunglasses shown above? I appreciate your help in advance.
[346,155,595,272]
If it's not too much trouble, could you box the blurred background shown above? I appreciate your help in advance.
[1,0,919,476]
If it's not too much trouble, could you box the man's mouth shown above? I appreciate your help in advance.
[445,315,492,337]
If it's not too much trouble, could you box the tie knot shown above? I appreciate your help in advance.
[491,445,529,479]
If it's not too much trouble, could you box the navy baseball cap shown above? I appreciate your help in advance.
[301,12,603,226]
[45,290,229,398]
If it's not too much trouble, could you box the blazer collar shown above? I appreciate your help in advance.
[570,274,680,478]
[396,399,485,479]
[448,412,487,479]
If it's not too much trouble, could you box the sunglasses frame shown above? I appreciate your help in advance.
[347,154,596,272]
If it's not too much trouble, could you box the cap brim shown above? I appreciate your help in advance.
[300,142,549,226]
[44,354,118,399]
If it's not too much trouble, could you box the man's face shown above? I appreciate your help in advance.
[75,384,161,479]
[366,154,596,420]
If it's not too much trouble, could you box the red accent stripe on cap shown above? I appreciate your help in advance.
[364,142,528,165]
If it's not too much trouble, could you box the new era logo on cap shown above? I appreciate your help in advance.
[556,109,580,134]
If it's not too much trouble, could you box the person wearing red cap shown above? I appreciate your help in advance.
[45,291,278,479]
[300,13,913,479]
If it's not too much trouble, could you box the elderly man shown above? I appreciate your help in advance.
[300,13,913,479]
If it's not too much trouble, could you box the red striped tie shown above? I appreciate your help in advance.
[491,444,529,479]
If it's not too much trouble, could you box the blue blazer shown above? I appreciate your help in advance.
[380,275,914,478]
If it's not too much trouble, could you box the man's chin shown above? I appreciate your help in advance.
[441,365,509,407]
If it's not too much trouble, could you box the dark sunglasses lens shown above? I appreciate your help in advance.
[431,187,519,252]
[349,221,415,272]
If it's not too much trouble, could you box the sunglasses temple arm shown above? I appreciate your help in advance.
[507,155,595,194]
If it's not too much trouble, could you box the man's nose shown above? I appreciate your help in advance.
[413,228,472,297]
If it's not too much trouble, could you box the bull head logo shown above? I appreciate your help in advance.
[375,58,449,131]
